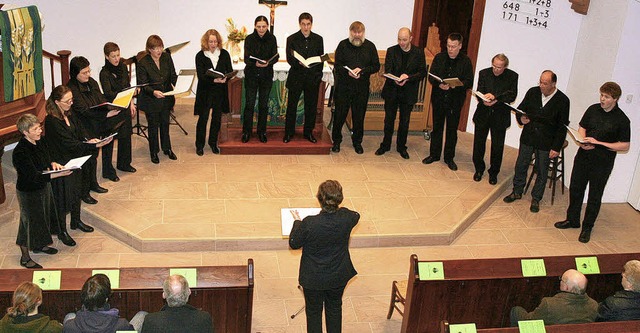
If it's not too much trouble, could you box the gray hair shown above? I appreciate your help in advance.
[16,113,39,134]
[624,260,640,292]
[163,275,190,307]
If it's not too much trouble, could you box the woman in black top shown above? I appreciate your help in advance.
[12,114,71,269]
[194,29,232,155]
[44,86,113,244]
[242,15,278,143]
[99,42,137,176]
[136,35,178,164]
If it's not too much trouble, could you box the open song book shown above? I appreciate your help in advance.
[163,74,194,97]
[472,90,491,103]
[566,125,588,144]
[281,208,321,236]
[208,69,238,80]
[90,87,135,109]
[293,50,330,68]
[250,53,278,64]
[428,72,464,87]
[42,155,91,175]
[383,73,406,82]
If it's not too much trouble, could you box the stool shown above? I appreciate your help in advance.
[386,279,408,319]
[524,140,568,205]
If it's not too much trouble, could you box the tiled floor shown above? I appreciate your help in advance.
[0,102,638,332]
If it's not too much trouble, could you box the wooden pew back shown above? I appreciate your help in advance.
[440,320,640,333]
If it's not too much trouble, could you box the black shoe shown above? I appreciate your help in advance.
[503,192,522,203]
[241,132,250,143]
[71,220,94,233]
[58,232,76,246]
[211,145,220,154]
[421,156,439,164]
[151,153,160,164]
[354,145,364,154]
[489,175,498,185]
[117,165,137,173]
[90,185,108,194]
[554,220,580,229]
[398,150,410,159]
[33,246,58,255]
[164,150,177,160]
[445,160,458,171]
[304,134,317,143]
[331,143,340,153]
[473,172,482,182]
[82,195,98,205]
[579,229,592,243]
[283,134,292,143]
[196,148,204,156]
[259,133,268,143]
[20,259,42,269]
[104,175,120,182]
[530,199,540,213]
[375,147,388,156]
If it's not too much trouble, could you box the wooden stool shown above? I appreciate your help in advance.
[524,139,568,205]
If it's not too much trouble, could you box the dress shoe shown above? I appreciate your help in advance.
[421,156,440,164]
[375,147,388,156]
[33,246,58,255]
[579,229,592,243]
[20,259,42,269]
[105,175,120,182]
[90,185,108,194]
[117,165,137,173]
[241,132,250,143]
[554,220,580,229]
[196,148,204,156]
[151,153,160,164]
[331,143,340,153]
[304,134,317,143]
[473,172,482,182]
[354,145,364,154]
[489,175,498,185]
[211,145,220,154]
[283,134,292,143]
[82,195,98,205]
[503,192,522,203]
[164,150,177,160]
[71,220,94,233]
[445,160,458,171]
[398,150,410,159]
[58,232,76,246]
[259,133,268,143]
[530,199,540,213]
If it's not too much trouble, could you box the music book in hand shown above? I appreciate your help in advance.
[566,125,588,144]
[163,74,194,97]
[428,72,464,87]
[90,87,136,109]
[208,69,238,80]
[293,51,330,68]
[502,102,528,116]
[250,53,278,64]
[383,73,406,82]
[343,66,360,78]
[42,155,92,174]
[472,90,491,103]
[281,208,321,236]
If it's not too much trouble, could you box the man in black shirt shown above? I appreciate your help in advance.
[422,32,474,171]
[284,12,324,144]
[554,82,630,243]
[332,21,380,154]
[472,54,518,184]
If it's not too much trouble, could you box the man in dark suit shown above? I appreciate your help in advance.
[141,274,213,333]
[503,70,569,213]
[422,32,474,171]
[284,12,324,144]
[472,53,518,184]
[375,27,427,159]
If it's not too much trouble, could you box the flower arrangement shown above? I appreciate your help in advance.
[226,18,248,43]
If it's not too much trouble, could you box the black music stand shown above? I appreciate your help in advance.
[132,107,148,139]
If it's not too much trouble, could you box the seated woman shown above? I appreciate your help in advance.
[136,35,178,164]
[12,114,72,269]
[63,274,146,333]
[44,85,113,243]
[0,281,62,332]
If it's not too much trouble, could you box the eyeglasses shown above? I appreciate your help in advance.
[79,68,91,75]
[60,98,73,104]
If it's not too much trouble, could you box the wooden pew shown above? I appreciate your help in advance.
[440,320,640,333]
[398,253,639,333]
[0,261,254,333]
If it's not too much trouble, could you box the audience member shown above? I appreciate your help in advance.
[0,282,62,332]
[596,260,640,321]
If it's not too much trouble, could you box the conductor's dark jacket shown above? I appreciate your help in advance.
[289,207,359,290]
[381,44,427,105]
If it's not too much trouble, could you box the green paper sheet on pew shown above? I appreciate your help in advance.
[517,319,547,333]
[575,256,600,274]
[32,270,61,290]
[418,262,445,280]
[93,269,120,288]
[449,323,477,333]
[170,268,197,287]
[521,259,546,277]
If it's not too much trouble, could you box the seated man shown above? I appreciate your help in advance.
[596,260,640,321]
[141,274,213,333]
[510,269,597,326]
[64,273,146,332]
